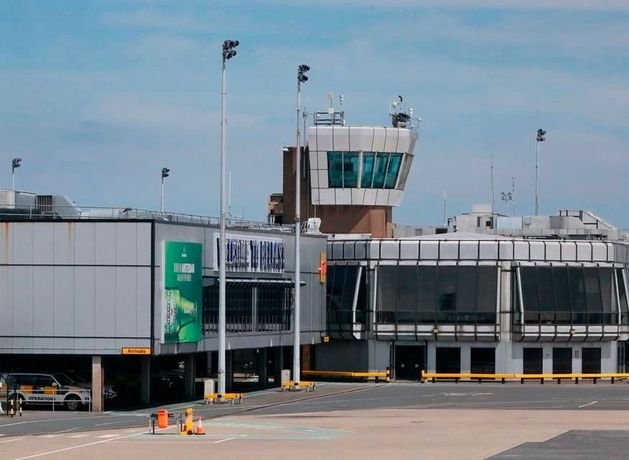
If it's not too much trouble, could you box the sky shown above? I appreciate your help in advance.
[1,0,628,227]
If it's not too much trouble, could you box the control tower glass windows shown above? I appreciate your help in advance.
[327,151,404,189]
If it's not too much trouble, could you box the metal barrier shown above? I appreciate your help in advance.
[302,370,390,382]
[420,371,629,384]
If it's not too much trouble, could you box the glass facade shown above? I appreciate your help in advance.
[327,266,367,328]
[203,279,292,333]
[518,266,626,325]
[376,265,498,324]
[327,151,404,189]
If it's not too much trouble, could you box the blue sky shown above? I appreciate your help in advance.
[1,0,628,227]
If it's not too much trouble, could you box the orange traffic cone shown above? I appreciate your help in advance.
[195,416,206,435]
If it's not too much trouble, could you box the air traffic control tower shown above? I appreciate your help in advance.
[277,100,419,238]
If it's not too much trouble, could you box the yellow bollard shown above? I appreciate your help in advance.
[180,408,194,435]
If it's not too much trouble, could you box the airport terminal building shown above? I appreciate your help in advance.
[0,190,326,409]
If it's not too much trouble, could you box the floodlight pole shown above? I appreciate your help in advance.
[293,64,309,386]
[160,174,166,212]
[535,129,546,216]
[219,40,238,396]
[11,158,21,191]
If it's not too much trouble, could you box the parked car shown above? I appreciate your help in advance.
[6,373,92,411]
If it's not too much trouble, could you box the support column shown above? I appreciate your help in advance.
[273,347,283,386]
[91,356,103,412]
[184,354,196,399]
[257,348,268,387]
[140,357,151,406]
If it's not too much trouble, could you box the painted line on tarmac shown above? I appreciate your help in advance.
[0,437,24,444]
[578,400,598,408]
[214,436,238,444]
[12,431,143,460]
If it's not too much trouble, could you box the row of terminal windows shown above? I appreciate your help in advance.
[327,265,628,327]
[327,151,403,189]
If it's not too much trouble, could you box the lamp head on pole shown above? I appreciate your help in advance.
[222,40,239,60]
[536,128,546,142]
[161,167,170,179]
[12,158,22,171]
[298,64,310,83]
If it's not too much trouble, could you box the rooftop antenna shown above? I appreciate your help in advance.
[442,189,447,227]
[511,176,516,216]
[490,154,495,213]
[327,92,335,114]
[338,94,344,109]
[228,170,232,217]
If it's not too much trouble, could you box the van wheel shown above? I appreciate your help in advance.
[65,395,81,411]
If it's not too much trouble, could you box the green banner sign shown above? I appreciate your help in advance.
[162,241,202,344]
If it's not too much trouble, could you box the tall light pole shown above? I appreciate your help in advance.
[11,158,21,191]
[160,167,170,212]
[293,64,309,386]
[218,39,239,396]
[535,128,546,215]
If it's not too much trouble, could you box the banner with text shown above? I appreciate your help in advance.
[162,241,203,344]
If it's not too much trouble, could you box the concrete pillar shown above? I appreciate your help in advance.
[460,345,471,373]
[273,347,283,386]
[184,354,196,399]
[91,356,103,412]
[257,348,268,386]
[140,357,151,406]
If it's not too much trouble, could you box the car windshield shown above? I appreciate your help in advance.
[53,374,75,386]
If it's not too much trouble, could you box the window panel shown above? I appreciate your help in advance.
[372,153,388,188]
[327,152,343,187]
[361,153,375,188]
[437,266,457,313]
[455,267,476,313]
[384,153,402,189]
[343,153,360,187]
[477,267,498,313]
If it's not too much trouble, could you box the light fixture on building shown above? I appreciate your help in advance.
[11,157,22,191]
[160,167,170,212]
[535,128,547,216]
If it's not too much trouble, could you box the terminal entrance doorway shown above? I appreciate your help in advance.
[523,348,543,374]
[394,345,425,380]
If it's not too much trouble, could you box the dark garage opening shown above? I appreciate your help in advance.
[553,348,572,374]
[436,347,460,373]
[523,348,543,374]
[582,348,601,374]
[471,348,495,374]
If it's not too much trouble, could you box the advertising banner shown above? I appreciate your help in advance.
[162,241,202,344]
[213,233,285,273]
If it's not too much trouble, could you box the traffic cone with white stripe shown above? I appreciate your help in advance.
[195,416,206,435]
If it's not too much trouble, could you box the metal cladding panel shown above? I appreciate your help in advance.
[0,223,9,264]
[372,128,386,152]
[514,241,529,260]
[0,267,10,335]
[479,241,499,260]
[319,188,334,205]
[499,241,514,260]
[137,223,152,266]
[11,266,32,336]
[355,241,367,259]
[375,189,388,206]
[94,267,116,337]
[333,126,350,151]
[368,241,381,260]
[53,223,75,265]
[350,127,375,152]
[592,243,607,262]
[440,241,459,260]
[384,128,399,152]
[12,223,34,264]
[317,151,327,169]
[54,267,75,336]
[332,242,344,260]
[545,241,561,261]
[318,169,328,190]
[33,222,55,265]
[75,267,95,337]
[74,223,95,265]
[363,189,377,205]
[95,223,117,265]
[380,241,399,260]
[351,188,365,205]
[309,151,319,172]
[576,242,592,261]
[397,129,411,153]
[315,126,333,151]
[400,241,419,260]
[343,243,355,260]
[335,188,351,204]
[562,242,577,261]
[420,241,439,260]
[460,241,479,260]
[529,241,545,260]
[115,223,138,266]
[115,267,137,338]
[32,267,54,336]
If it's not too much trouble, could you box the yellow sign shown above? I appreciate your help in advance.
[319,252,327,284]
[122,347,151,355]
